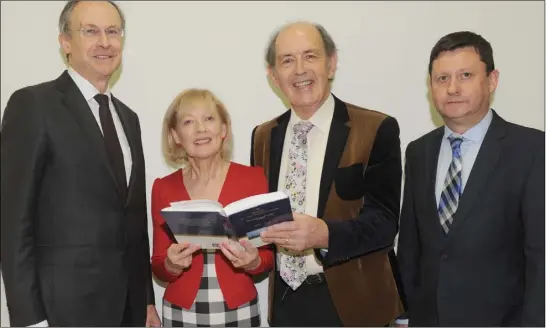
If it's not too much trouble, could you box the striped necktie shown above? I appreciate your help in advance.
[438,135,464,234]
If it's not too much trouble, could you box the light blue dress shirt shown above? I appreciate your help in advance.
[435,109,494,206]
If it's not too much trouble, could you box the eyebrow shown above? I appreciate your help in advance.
[278,48,320,58]
[80,23,120,29]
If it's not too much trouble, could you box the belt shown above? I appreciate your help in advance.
[304,272,326,284]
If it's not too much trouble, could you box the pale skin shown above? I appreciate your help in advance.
[58,1,124,93]
[58,1,161,326]
[260,22,335,251]
[430,47,499,134]
[164,103,262,275]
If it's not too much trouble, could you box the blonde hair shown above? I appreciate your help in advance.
[161,88,233,168]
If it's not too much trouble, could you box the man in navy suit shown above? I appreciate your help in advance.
[397,31,544,326]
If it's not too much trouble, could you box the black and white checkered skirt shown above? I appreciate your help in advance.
[162,250,261,327]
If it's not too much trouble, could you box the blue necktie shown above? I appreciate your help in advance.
[438,135,463,234]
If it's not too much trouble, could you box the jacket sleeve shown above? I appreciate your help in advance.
[317,116,402,266]
[1,88,49,326]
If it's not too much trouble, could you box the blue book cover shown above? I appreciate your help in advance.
[161,191,292,249]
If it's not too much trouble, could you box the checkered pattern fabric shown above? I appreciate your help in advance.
[162,250,261,327]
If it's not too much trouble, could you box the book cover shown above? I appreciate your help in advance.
[161,191,292,249]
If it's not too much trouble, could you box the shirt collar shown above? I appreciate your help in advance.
[288,93,335,134]
[443,108,493,143]
[67,66,112,102]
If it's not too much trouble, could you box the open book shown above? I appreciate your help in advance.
[160,191,293,249]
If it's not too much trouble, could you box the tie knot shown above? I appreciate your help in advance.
[293,121,314,136]
[448,134,463,157]
[94,94,109,107]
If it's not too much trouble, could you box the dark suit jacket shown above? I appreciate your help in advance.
[397,110,545,326]
[251,94,406,326]
[0,71,155,326]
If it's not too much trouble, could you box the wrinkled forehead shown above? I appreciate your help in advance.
[275,25,324,56]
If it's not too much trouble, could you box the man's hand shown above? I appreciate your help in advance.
[260,213,329,251]
[146,305,161,327]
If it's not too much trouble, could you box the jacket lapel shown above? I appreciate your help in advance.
[268,110,290,192]
[55,71,118,190]
[445,111,505,242]
[425,128,445,236]
[317,95,350,219]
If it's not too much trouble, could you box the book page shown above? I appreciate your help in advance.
[167,199,225,214]
[223,191,288,217]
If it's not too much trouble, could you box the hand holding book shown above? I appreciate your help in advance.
[161,191,293,249]
[164,242,201,275]
[219,239,261,271]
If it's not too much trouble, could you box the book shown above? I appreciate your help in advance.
[160,191,293,249]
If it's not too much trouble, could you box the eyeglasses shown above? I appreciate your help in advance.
[75,27,124,40]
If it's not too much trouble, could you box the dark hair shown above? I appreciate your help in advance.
[428,31,495,75]
[265,22,337,68]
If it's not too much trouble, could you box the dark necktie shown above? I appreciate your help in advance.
[94,94,127,202]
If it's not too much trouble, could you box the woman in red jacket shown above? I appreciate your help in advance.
[151,88,274,327]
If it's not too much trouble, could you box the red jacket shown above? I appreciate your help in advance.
[151,162,274,310]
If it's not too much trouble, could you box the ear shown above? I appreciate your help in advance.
[221,122,228,140]
[488,69,499,93]
[58,33,72,58]
[170,128,181,146]
[327,52,338,80]
[267,66,280,89]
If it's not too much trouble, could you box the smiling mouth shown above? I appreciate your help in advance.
[194,138,212,145]
[93,55,113,60]
[293,80,313,88]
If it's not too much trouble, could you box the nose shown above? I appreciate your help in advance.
[196,120,206,132]
[295,58,305,75]
[447,78,460,95]
[97,31,111,48]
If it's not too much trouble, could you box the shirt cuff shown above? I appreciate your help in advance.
[28,320,48,327]
[394,318,409,325]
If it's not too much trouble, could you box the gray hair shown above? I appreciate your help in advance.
[58,0,126,35]
[265,22,337,68]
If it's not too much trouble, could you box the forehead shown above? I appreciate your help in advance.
[177,100,218,117]
[275,24,324,55]
[71,1,122,27]
[432,47,485,73]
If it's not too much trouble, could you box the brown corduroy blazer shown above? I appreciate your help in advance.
[250,94,407,326]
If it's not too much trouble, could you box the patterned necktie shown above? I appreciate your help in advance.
[279,120,314,290]
[438,135,464,235]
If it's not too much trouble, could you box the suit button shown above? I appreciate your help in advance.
[440,254,448,261]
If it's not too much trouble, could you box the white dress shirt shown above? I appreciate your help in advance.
[67,67,132,184]
[277,94,335,275]
[28,68,132,327]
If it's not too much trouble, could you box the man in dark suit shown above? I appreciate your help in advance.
[397,31,545,327]
[251,21,406,326]
[0,1,160,326]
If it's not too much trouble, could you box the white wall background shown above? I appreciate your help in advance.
[1,1,544,326]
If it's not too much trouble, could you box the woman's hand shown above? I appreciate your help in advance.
[219,240,261,271]
[164,242,201,275]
